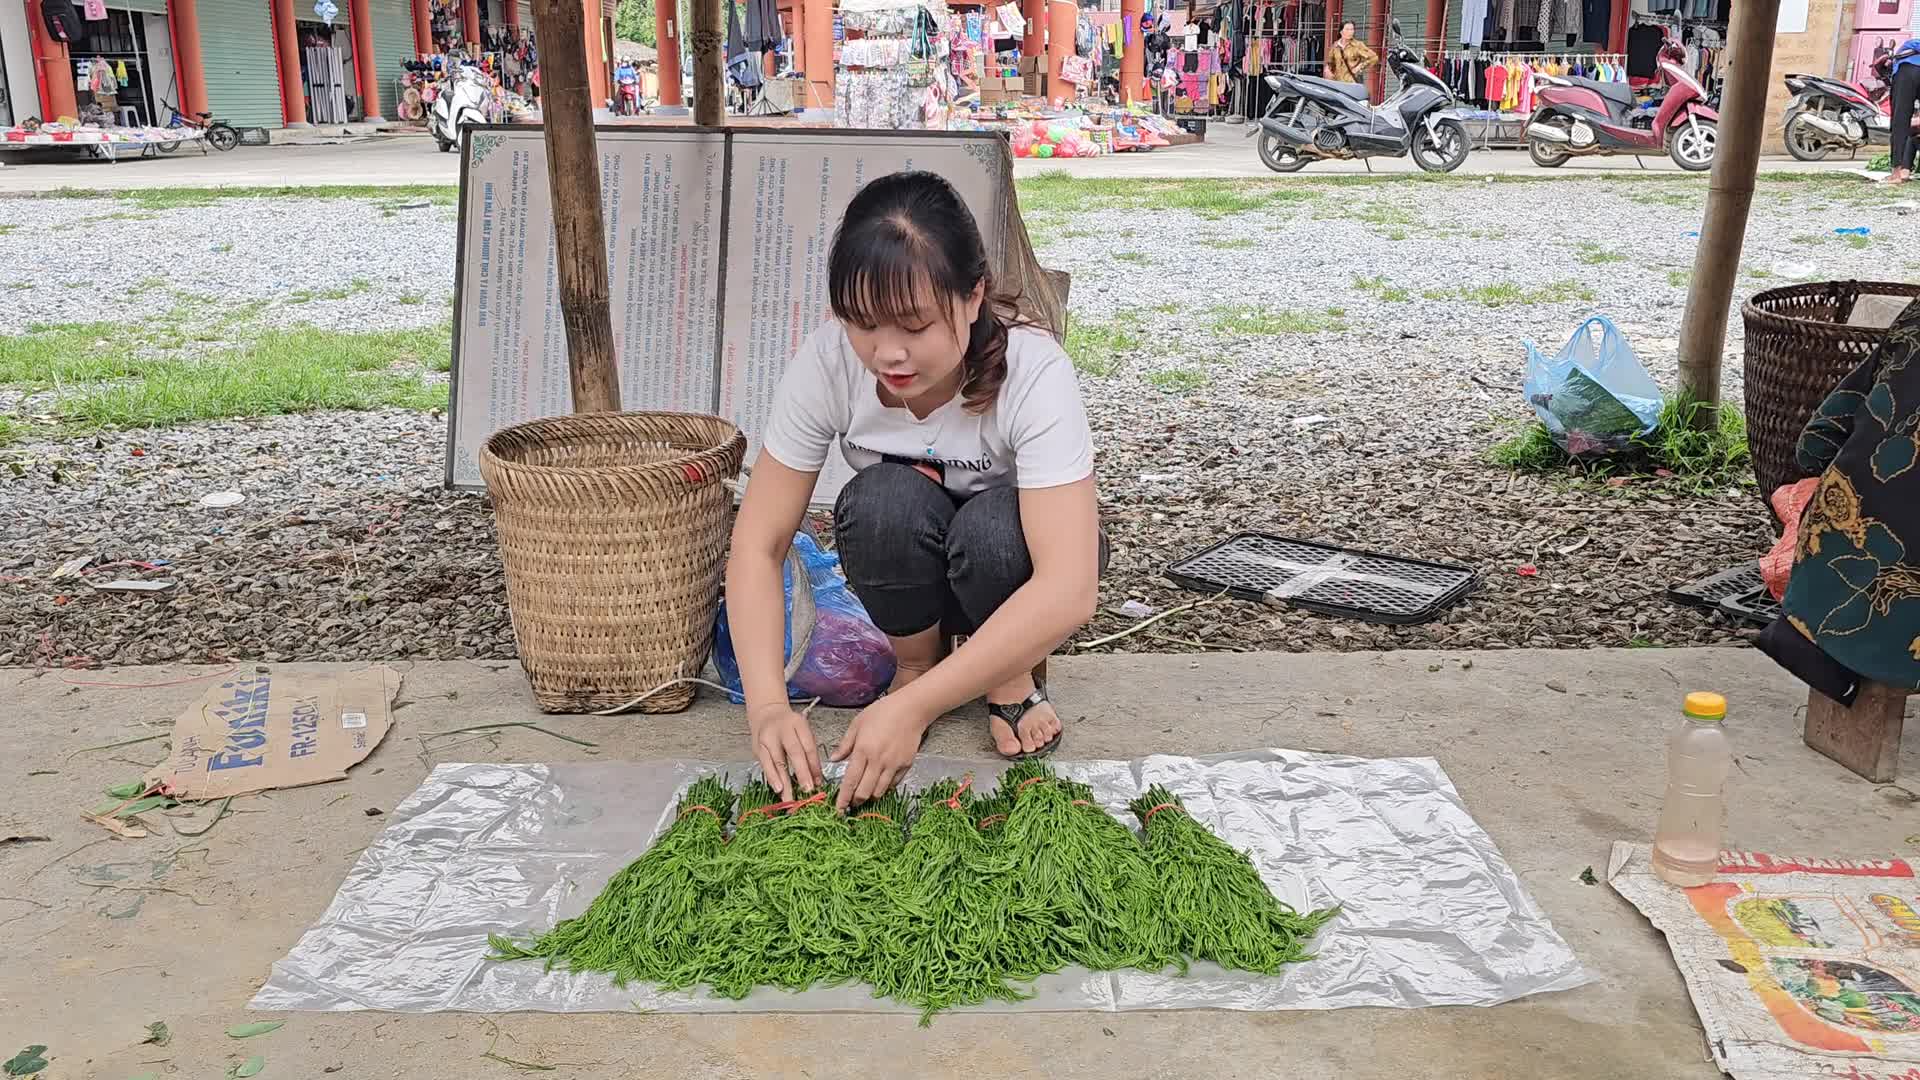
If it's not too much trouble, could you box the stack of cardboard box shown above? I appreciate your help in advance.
[1020,55,1047,97]
[979,75,1023,103]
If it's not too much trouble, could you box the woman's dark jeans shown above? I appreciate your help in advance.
[832,463,1104,638]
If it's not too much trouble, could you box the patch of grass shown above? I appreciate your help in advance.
[1576,243,1626,266]
[1150,300,1181,314]
[1212,237,1258,251]
[212,242,234,253]
[1489,397,1751,496]
[1667,269,1691,288]
[1207,304,1345,336]
[1843,233,1872,250]
[1744,266,1774,281]
[1435,280,1595,307]
[287,278,374,304]
[0,415,20,447]
[1352,274,1412,302]
[1114,251,1150,264]
[1065,321,1140,378]
[0,322,140,387]
[1060,227,1095,239]
[58,325,450,429]
[0,224,16,237]
[398,293,426,306]
[1146,367,1208,392]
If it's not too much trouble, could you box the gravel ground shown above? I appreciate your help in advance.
[0,178,1911,668]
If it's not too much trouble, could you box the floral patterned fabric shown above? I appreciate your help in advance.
[1781,298,1920,689]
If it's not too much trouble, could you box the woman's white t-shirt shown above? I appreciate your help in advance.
[760,321,1094,497]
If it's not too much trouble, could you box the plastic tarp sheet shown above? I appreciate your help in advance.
[251,750,1592,1014]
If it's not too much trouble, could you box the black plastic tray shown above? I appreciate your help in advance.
[1667,563,1766,612]
[1717,585,1782,627]
[1165,533,1478,625]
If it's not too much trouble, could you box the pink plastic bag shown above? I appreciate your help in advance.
[1761,478,1819,600]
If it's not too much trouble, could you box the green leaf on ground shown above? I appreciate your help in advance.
[228,1055,266,1078]
[3,1045,48,1076]
[106,781,146,799]
[226,1022,284,1039]
[91,794,175,818]
[1580,866,1598,886]
[141,1021,169,1046]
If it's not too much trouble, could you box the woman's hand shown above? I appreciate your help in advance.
[748,702,822,800]
[830,694,931,811]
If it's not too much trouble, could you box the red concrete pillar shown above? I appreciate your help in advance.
[1606,0,1629,54]
[1119,0,1143,102]
[1366,0,1386,100]
[273,0,310,125]
[1046,0,1074,102]
[169,0,209,116]
[797,0,830,109]
[1324,7,1340,75]
[463,0,482,46]
[657,0,685,106]
[411,0,432,53]
[26,0,78,121]
[350,0,387,119]
[1424,0,1446,54]
[582,0,608,105]
[1021,0,1044,61]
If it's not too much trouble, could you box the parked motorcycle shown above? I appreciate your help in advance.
[1526,48,1718,171]
[1251,19,1470,174]
[1780,61,1913,162]
[428,64,492,154]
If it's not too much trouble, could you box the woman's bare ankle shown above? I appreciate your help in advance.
[987,672,1036,706]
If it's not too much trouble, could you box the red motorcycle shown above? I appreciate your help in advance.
[1526,50,1719,171]
[1781,54,1915,161]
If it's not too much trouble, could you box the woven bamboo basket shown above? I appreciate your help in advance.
[1742,281,1920,512]
[480,412,746,714]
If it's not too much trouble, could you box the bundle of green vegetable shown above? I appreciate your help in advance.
[486,775,735,989]
[867,777,1040,1023]
[1128,784,1339,973]
[691,780,896,998]
[996,761,1177,973]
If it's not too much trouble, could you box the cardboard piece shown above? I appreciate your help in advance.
[148,667,396,800]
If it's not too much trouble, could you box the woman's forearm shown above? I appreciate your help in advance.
[892,573,1095,720]
[726,551,794,710]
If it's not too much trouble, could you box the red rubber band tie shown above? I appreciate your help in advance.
[853,812,895,824]
[740,789,829,823]
[944,775,974,811]
[976,813,1008,830]
[1142,802,1184,824]
[677,804,721,823]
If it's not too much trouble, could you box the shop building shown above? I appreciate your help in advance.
[10,0,611,126]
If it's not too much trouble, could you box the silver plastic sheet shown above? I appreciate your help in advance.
[252,750,1591,1013]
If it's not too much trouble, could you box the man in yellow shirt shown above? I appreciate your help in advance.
[1325,21,1379,93]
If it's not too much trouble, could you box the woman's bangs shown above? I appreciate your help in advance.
[831,236,940,329]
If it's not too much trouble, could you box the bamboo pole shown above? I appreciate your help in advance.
[1673,0,1782,426]
[531,0,623,413]
[690,0,725,124]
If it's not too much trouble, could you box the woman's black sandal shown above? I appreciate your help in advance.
[988,685,1062,761]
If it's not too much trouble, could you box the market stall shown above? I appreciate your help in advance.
[396,53,540,125]
[834,0,957,128]
[0,121,206,161]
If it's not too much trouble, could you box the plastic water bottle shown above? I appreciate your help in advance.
[1652,692,1732,887]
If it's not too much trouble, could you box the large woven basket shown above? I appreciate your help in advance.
[480,412,746,714]
[1742,281,1920,512]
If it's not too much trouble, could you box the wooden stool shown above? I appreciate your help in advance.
[1806,681,1911,782]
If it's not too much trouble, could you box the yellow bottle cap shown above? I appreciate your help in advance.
[1684,692,1727,721]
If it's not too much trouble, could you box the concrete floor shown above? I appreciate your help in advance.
[0,126,1860,192]
[4,646,1918,1078]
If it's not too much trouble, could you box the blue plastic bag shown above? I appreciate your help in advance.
[714,531,896,709]
[1522,315,1664,457]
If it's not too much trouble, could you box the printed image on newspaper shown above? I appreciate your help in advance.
[1609,841,1920,1080]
